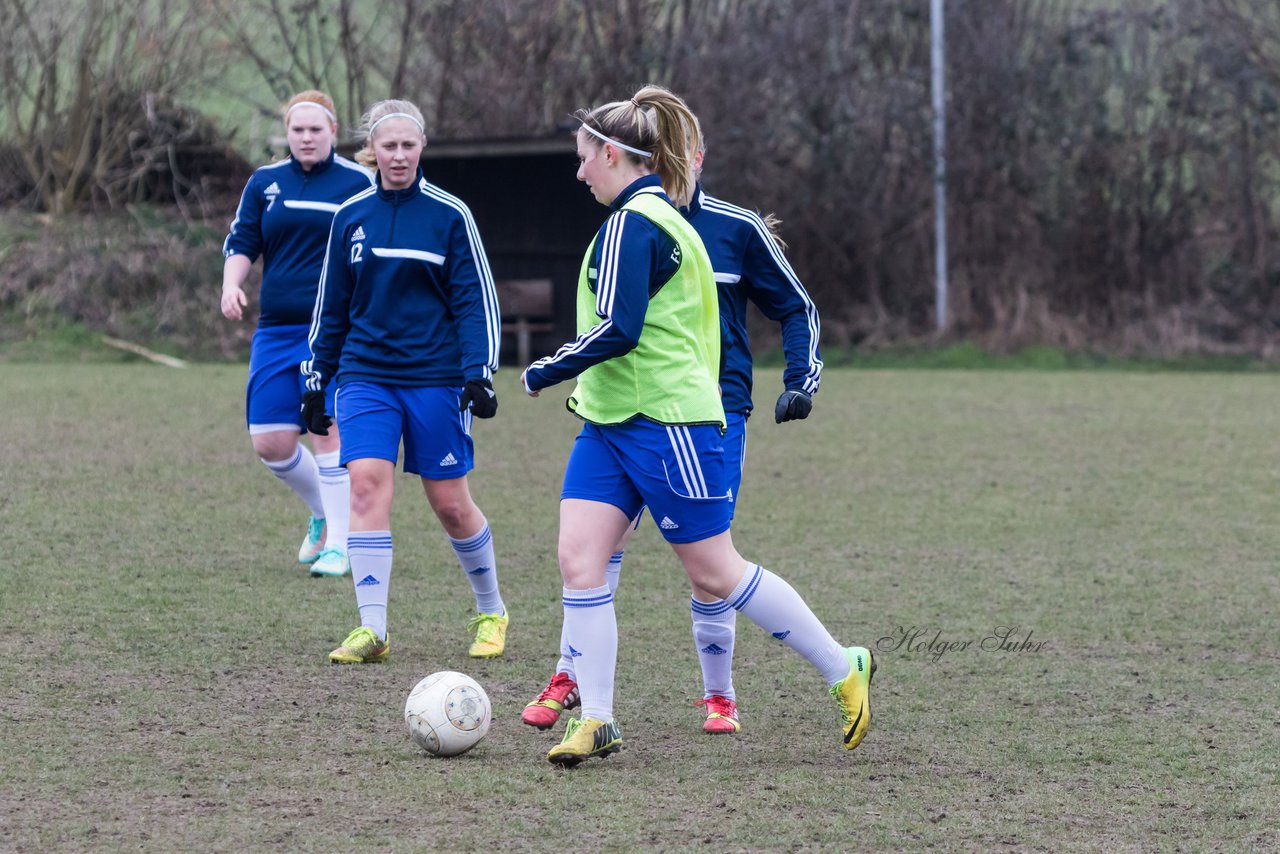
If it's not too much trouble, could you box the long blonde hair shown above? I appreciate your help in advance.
[353,99,426,169]
[574,84,701,207]
[761,212,788,251]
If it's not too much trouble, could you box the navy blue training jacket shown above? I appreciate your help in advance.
[303,168,500,390]
[223,151,374,327]
[687,184,823,415]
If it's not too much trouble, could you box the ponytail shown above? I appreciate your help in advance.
[761,212,788,251]
[574,84,701,206]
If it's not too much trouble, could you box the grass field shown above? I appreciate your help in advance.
[2,364,1278,851]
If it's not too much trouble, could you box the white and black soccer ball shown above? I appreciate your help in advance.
[404,671,492,757]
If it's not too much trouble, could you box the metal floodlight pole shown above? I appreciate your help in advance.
[931,0,948,332]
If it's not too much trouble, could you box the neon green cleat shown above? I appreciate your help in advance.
[830,646,876,750]
[547,717,623,767]
[467,611,508,658]
[328,626,389,664]
[298,516,326,565]
[310,547,350,578]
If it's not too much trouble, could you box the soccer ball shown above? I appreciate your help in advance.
[404,671,492,757]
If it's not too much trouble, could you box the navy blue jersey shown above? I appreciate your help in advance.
[223,151,374,327]
[687,185,822,415]
[524,176,681,390]
[303,168,500,390]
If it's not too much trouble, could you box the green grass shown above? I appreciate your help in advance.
[784,341,1280,372]
[0,320,138,363]
[2,365,1278,850]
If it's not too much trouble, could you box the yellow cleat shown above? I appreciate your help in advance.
[467,611,508,658]
[830,646,876,750]
[328,626,389,664]
[547,717,623,767]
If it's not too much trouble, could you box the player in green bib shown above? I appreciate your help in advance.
[521,85,875,766]
[565,187,723,427]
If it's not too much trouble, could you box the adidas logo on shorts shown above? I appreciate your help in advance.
[351,226,366,241]
[659,516,679,530]
[440,452,459,466]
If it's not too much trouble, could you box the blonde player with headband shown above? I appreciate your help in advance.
[521,128,825,738]
[521,84,874,765]
[221,90,374,578]
[302,100,509,665]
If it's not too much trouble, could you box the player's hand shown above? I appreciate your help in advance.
[301,390,332,435]
[774,389,812,423]
[220,286,248,321]
[459,378,498,418]
[521,369,540,397]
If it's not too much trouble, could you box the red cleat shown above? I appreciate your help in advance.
[697,695,741,734]
[521,672,580,730]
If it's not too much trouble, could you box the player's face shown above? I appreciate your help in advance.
[373,119,424,190]
[286,106,335,169]
[576,130,615,206]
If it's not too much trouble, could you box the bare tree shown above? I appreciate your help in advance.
[1211,0,1280,90]
[211,0,405,128]
[5,0,1276,352]
[0,0,233,213]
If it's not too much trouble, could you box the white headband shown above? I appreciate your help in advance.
[369,112,425,136]
[285,100,336,123]
[581,123,652,159]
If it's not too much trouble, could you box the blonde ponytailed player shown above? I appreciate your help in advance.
[521,85,874,766]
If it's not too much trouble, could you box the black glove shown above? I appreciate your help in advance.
[774,389,813,423]
[301,390,332,435]
[459,378,498,418]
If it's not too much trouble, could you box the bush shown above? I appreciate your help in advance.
[0,208,253,360]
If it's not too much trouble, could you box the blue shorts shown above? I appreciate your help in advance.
[335,381,473,479]
[561,419,735,544]
[721,412,748,518]
[631,412,747,529]
[245,325,334,434]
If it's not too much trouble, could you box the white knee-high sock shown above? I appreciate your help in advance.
[349,531,392,640]
[556,552,625,679]
[449,522,504,615]
[605,551,624,593]
[261,444,324,517]
[728,563,848,685]
[556,619,574,678]
[691,597,737,700]
[562,584,617,722]
[313,451,349,552]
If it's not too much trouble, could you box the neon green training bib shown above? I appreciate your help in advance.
[568,189,725,428]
